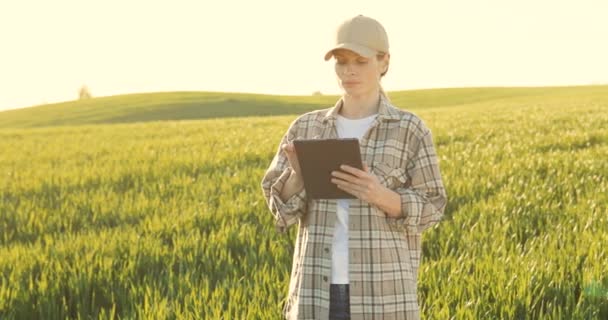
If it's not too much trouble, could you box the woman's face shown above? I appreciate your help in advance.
[333,49,388,97]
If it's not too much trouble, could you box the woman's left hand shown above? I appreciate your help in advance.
[331,164,385,205]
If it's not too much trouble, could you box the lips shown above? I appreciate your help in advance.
[343,81,360,85]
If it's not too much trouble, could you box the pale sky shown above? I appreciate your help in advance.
[1,0,607,111]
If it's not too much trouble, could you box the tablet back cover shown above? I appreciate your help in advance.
[293,138,363,199]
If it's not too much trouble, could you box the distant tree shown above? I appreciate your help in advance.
[78,85,92,100]
[312,90,323,96]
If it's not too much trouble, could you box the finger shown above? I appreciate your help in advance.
[335,181,355,194]
[339,164,365,178]
[332,177,354,190]
[363,163,369,173]
[283,144,296,154]
[332,176,346,186]
[332,177,364,193]
[336,182,364,199]
[331,171,363,185]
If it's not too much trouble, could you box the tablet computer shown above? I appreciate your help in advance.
[293,138,364,199]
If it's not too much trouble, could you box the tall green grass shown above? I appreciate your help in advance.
[0,86,607,319]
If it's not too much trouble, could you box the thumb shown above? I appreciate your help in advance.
[363,163,369,172]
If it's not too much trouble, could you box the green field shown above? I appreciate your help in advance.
[1,86,607,319]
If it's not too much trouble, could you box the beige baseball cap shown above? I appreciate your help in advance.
[324,14,389,61]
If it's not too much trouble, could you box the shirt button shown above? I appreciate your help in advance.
[324,247,329,253]
[323,276,328,282]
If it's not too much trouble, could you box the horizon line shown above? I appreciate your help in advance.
[2,82,607,112]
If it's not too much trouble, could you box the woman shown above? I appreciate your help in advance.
[261,14,448,320]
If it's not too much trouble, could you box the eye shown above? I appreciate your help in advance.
[357,60,368,64]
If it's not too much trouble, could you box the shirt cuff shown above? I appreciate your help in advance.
[269,167,307,233]
[384,187,425,233]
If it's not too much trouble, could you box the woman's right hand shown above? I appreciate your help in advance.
[281,142,302,179]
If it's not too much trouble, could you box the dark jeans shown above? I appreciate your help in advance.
[329,284,350,320]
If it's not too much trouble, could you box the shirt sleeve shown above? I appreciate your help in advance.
[385,128,448,234]
[260,118,308,234]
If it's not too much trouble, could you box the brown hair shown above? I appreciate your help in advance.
[377,52,390,102]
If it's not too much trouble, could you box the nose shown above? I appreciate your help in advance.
[343,64,355,76]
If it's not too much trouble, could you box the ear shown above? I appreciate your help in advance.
[383,54,390,71]
[379,54,389,75]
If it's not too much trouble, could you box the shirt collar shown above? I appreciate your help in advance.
[322,93,401,123]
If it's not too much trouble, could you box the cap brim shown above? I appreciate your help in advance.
[324,43,377,61]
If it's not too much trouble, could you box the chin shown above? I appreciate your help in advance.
[343,88,366,97]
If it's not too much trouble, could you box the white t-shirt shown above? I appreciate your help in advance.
[331,112,378,284]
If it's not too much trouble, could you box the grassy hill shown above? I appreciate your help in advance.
[1,85,607,129]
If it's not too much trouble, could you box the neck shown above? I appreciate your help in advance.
[339,90,381,119]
